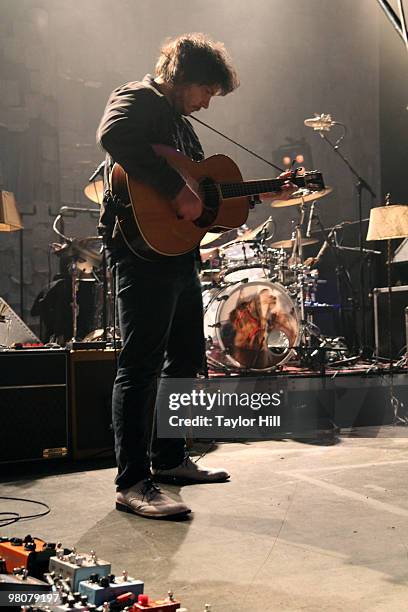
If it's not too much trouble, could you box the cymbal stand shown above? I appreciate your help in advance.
[290,196,306,266]
[290,196,323,358]
[290,197,307,323]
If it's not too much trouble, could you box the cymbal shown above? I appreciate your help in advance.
[238,216,275,241]
[200,227,243,247]
[53,237,102,272]
[201,218,274,247]
[201,232,224,247]
[270,237,318,249]
[271,186,332,208]
[84,180,104,204]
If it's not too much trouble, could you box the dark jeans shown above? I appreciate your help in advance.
[112,252,205,490]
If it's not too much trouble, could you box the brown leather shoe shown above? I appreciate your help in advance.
[116,478,191,519]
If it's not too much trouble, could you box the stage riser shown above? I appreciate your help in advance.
[0,349,406,464]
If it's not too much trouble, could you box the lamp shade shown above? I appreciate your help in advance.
[366,204,408,241]
[0,191,23,232]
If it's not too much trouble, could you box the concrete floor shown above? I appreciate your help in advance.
[2,431,408,611]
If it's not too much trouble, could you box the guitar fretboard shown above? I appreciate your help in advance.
[220,178,287,199]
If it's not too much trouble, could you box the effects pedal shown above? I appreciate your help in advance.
[50,591,94,611]
[0,536,56,579]
[0,572,50,592]
[49,548,110,591]
[79,570,144,605]
[132,591,181,611]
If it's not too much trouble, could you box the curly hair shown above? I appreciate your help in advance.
[154,33,239,95]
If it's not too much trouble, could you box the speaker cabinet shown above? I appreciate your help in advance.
[69,349,116,459]
[373,285,408,358]
[0,350,68,463]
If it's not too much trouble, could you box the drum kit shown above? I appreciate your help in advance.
[200,185,335,373]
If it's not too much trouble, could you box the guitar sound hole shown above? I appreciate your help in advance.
[194,177,219,228]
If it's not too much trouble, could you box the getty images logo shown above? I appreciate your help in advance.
[168,389,283,411]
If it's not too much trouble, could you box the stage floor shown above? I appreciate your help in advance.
[2,431,408,611]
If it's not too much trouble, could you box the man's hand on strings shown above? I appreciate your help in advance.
[259,170,298,202]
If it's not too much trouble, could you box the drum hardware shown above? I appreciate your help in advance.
[215,295,229,301]
[51,207,116,346]
[69,258,81,343]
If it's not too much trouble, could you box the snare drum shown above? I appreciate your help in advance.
[220,241,260,267]
[203,280,300,371]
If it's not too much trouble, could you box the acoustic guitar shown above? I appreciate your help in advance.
[111,144,325,257]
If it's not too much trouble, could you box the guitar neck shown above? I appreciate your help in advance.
[218,173,323,199]
[220,178,288,199]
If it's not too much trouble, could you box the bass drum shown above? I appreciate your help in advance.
[203,280,300,372]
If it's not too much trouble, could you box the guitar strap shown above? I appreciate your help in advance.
[190,116,283,172]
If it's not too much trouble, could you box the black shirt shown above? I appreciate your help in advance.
[97,75,204,263]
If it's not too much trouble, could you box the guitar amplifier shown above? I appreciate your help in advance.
[0,349,68,464]
[69,349,116,459]
[373,285,408,358]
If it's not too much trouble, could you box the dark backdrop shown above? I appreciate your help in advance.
[0,0,398,343]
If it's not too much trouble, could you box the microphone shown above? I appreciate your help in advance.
[306,202,316,238]
[88,161,105,182]
[304,113,335,131]
[313,226,337,265]
[314,239,330,264]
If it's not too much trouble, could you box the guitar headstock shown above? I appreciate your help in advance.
[291,169,325,192]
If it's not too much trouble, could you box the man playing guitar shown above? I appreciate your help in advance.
[97,33,295,519]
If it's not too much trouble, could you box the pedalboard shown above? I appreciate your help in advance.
[0,535,189,611]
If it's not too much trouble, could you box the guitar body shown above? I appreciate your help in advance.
[111,145,250,257]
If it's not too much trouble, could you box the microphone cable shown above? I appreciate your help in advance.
[0,496,51,528]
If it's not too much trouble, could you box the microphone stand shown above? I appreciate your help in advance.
[317,130,377,350]
[88,162,109,343]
